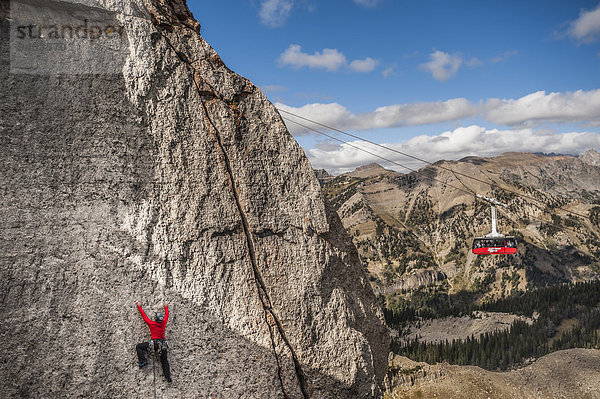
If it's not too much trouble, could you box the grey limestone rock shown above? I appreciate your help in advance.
[0,0,389,397]
[580,148,600,166]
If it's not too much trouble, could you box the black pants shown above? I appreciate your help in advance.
[136,341,171,380]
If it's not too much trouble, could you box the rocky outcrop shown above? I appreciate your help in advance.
[314,169,333,185]
[580,148,600,166]
[0,1,389,398]
[382,269,446,294]
[386,349,600,399]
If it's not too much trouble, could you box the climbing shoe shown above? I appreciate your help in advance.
[166,377,172,383]
[139,362,147,368]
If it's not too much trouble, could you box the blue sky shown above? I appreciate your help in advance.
[188,0,600,173]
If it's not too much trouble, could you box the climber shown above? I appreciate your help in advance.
[136,301,172,382]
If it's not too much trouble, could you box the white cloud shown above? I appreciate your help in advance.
[259,0,294,28]
[466,57,483,67]
[567,3,600,42]
[276,98,479,135]
[485,89,600,126]
[349,57,379,72]
[278,45,378,73]
[278,44,347,71]
[419,50,463,81]
[278,102,354,135]
[277,89,600,135]
[354,0,380,7]
[372,99,478,126]
[306,126,600,174]
[491,50,518,64]
[417,49,515,75]
[382,66,396,78]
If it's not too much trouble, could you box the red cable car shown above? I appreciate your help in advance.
[472,195,517,255]
[472,237,517,255]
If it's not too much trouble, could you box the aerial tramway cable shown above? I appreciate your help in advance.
[283,117,476,197]
[449,170,517,254]
[278,108,590,221]
[284,117,521,254]
[280,114,592,241]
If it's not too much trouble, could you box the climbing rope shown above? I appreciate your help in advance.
[151,341,157,399]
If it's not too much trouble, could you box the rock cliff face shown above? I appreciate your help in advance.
[0,1,389,398]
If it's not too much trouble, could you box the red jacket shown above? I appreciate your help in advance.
[138,304,169,340]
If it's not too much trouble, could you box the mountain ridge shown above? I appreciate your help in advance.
[322,150,600,304]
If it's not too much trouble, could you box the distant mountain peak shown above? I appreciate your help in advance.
[355,163,385,171]
[580,149,600,166]
[314,168,332,178]
[344,162,398,178]
[313,169,333,185]
[458,156,488,165]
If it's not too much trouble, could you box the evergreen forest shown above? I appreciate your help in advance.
[388,280,600,370]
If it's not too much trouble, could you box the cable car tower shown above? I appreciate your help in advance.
[472,195,517,255]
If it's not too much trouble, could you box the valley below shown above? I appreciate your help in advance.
[397,311,533,344]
